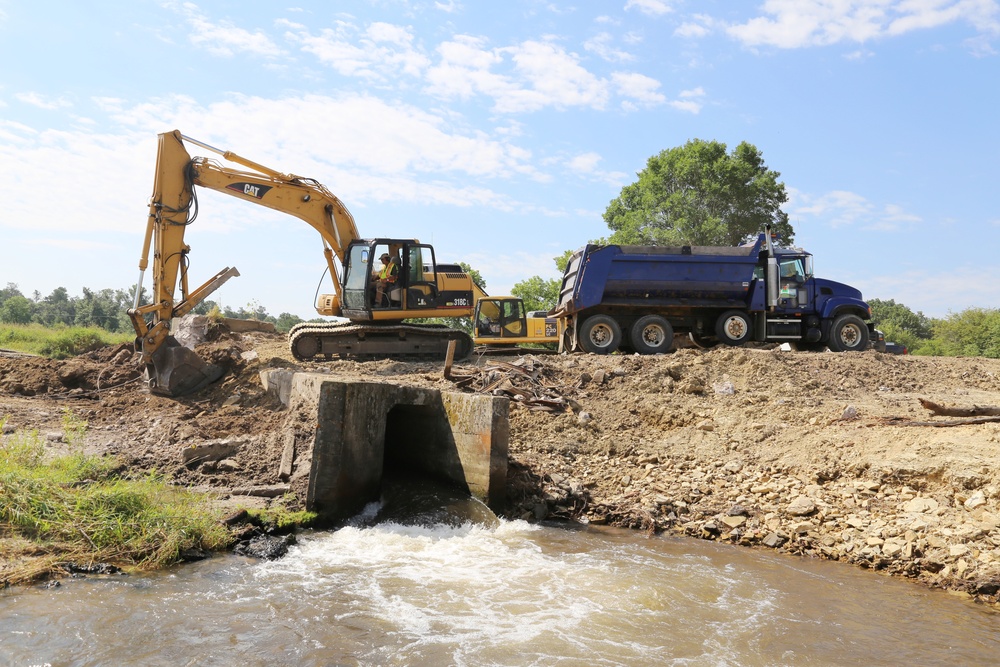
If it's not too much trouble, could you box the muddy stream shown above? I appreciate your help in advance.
[2,518,998,666]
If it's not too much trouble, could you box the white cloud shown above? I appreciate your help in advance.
[675,14,717,38]
[624,0,675,17]
[789,188,922,230]
[0,92,563,244]
[863,266,1000,318]
[663,86,705,113]
[15,92,72,110]
[179,3,283,57]
[727,0,1000,49]
[585,32,635,62]
[435,0,462,13]
[426,36,610,113]
[290,21,430,80]
[611,71,666,106]
[565,151,630,186]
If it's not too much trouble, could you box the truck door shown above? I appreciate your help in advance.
[776,258,807,309]
[499,298,527,337]
[342,243,372,311]
[403,244,439,309]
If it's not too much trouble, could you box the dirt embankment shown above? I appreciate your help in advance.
[4,330,1000,604]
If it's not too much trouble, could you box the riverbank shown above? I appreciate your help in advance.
[3,331,1000,605]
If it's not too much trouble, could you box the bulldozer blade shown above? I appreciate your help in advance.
[146,336,224,397]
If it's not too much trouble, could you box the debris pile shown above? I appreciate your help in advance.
[445,355,572,412]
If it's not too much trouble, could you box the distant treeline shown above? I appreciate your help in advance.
[0,283,315,334]
[2,283,1000,358]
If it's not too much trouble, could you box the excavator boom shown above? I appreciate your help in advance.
[128,130,479,397]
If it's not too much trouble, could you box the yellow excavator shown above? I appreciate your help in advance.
[128,130,527,396]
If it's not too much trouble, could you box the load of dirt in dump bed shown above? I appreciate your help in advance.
[5,325,1000,604]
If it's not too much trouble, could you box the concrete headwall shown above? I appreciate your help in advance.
[260,370,509,524]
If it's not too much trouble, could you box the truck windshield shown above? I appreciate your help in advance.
[779,258,806,281]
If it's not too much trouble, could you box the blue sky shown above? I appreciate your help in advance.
[1,0,997,320]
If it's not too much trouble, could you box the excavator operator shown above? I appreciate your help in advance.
[373,252,399,307]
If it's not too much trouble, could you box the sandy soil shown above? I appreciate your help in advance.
[4,328,1000,604]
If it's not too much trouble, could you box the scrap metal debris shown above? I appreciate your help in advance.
[443,343,571,412]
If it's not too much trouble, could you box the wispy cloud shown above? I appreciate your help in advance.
[585,32,635,62]
[289,21,430,80]
[15,92,72,110]
[664,86,705,114]
[426,36,611,112]
[727,0,1000,49]
[624,0,675,17]
[790,188,922,230]
[178,2,284,57]
[612,72,667,109]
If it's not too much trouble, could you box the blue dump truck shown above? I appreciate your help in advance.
[552,229,875,355]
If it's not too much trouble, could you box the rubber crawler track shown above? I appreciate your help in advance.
[288,321,474,362]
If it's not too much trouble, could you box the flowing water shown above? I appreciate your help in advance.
[3,513,999,667]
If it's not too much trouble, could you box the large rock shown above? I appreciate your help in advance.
[787,496,817,516]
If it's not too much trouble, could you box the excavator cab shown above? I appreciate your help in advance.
[341,239,448,319]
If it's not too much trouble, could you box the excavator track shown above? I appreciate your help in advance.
[288,321,474,362]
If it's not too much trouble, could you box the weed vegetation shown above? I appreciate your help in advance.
[0,323,132,359]
[0,410,234,586]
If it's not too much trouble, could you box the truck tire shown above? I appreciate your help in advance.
[579,315,622,354]
[715,310,752,346]
[689,332,717,349]
[828,314,869,352]
[630,315,674,354]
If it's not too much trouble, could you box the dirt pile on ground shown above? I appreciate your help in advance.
[4,329,1000,604]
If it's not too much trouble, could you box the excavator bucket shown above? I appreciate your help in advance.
[146,336,225,397]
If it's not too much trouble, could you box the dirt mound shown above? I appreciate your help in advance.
[5,332,1000,603]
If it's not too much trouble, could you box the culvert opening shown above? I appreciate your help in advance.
[374,402,497,527]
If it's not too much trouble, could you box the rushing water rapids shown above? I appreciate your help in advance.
[2,516,999,666]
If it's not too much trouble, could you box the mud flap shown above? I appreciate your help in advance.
[146,336,224,397]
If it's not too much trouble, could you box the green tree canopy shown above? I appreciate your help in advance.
[929,308,1000,358]
[604,139,792,247]
[0,295,33,324]
[511,275,560,313]
[868,299,933,340]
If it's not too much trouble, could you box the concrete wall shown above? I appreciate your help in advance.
[260,370,509,524]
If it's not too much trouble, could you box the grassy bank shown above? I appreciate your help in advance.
[0,411,234,586]
[0,323,132,359]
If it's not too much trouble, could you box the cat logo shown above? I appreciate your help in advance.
[226,182,273,199]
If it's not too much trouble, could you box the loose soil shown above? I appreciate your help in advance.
[4,328,1000,606]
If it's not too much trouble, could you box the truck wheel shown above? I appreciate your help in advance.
[715,310,752,346]
[579,315,622,354]
[689,332,717,349]
[828,314,869,352]
[630,315,674,354]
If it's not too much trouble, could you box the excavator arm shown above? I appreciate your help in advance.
[128,130,361,395]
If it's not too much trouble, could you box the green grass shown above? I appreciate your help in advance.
[0,413,236,585]
[0,323,132,359]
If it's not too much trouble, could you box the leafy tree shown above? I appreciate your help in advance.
[928,308,1000,358]
[868,298,933,353]
[0,295,34,324]
[868,299,932,339]
[275,312,304,333]
[509,250,576,314]
[511,276,560,313]
[34,287,75,327]
[604,139,792,247]
[74,287,130,332]
[0,282,23,307]
[461,263,486,292]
